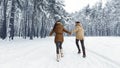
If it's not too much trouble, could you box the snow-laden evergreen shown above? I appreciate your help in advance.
[0,0,120,40]
[0,0,69,40]
[68,0,120,36]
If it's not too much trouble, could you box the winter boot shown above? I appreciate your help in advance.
[82,50,86,58]
[60,49,64,57]
[56,54,60,62]
[78,50,81,54]
[83,54,86,58]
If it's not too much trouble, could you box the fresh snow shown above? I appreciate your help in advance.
[0,37,120,68]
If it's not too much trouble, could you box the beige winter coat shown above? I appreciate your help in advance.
[72,23,84,40]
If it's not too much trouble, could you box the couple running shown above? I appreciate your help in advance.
[49,20,86,62]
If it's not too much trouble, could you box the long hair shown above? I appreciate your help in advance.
[53,20,61,30]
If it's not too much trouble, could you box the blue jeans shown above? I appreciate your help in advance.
[55,42,62,54]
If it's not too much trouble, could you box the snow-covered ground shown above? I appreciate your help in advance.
[0,37,120,68]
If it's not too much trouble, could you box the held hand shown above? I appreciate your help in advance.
[49,34,52,36]
[69,32,72,35]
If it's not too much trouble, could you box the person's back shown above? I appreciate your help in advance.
[53,22,64,43]
[75,23,84,40]
[49,21,71,62]
[54,22,64,34]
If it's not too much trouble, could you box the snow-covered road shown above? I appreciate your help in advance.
[0,37,120,68]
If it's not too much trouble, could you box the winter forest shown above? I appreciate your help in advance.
[0,0,120,40]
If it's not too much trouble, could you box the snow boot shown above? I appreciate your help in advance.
[82,51,86,58]
[56,54,60,62]
[83,54,86,58]
[78,50,81,54]
[83,49,86,58]
[60,49,64,57]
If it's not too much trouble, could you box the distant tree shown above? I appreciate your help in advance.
[0,0,8,39]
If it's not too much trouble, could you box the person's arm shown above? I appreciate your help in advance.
[72,26,78,33]
[49,29,54,36]
[63,28,71,35]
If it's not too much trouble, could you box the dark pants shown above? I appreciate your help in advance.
[76,39,86,55]
[55,42,62,54]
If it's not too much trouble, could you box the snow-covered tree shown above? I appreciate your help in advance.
[0,0,69,40]
[69,0,120,36]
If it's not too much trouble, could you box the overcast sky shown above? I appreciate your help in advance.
[64,0,107,13]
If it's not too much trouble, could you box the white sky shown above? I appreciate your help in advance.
[64,0,107,13]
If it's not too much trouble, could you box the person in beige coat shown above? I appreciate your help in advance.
[72,21,86,58]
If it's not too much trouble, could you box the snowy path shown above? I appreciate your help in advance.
[0,37,120,68]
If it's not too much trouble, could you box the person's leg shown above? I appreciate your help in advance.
[59,42,64,57]
[55,42,61,62]
[59,42,63,49]
[80,40,86,58]
[76,39,81,54]
[56,42,60,54]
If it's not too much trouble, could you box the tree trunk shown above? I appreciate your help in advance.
[1,0,8,39]
[9,0,15,40]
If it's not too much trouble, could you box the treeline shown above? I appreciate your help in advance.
[69,0,120,36]
[0,0,120,40]
[0,0,69,40]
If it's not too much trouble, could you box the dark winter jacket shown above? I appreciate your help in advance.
[49,22,71,43]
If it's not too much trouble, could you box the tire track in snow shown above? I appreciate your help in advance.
[87,49,120,68]
[86,38,120,67]
[69,39,120,68]
[0,45,43,64]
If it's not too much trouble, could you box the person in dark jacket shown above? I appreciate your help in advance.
[72,21,86,58]
[49,20,71,62]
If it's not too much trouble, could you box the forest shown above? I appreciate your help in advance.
[0,0,120,40]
